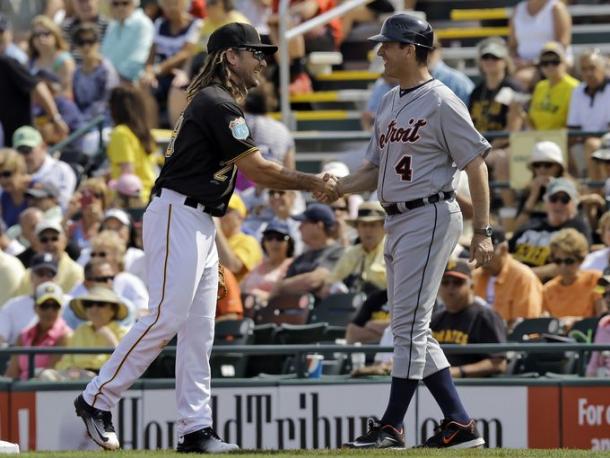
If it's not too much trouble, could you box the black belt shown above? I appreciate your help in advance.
[153,188,217,216]
[383,191,454,215]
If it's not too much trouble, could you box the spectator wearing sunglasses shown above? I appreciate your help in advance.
[514,141,570,228]
[72,23,119,126]
[0,253,68,346]
[510,177,592,282]
[65,260,141,329]
[469,37,523,208]
[510,42,579,132]
[13,220,84,298]
[86,230,149,318]
[542,228,607,327]
[11,126,76,211]
[241,219,294,303]
[101,0,154,82]
[53,286,129,378]
[432,259,507,378]
[4,281,72,380]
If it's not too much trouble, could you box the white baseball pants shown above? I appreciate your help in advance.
[83,188,219,437]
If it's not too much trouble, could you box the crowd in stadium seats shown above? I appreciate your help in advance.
[0,0,609,382]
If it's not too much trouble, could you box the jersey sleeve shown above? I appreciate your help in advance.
[209,101,258,163]
[364,125,381,166]
[440,94,491,170]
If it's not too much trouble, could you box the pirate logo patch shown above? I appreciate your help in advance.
[229,117,249,140]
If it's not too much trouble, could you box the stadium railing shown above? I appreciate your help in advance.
[2,343,610,380]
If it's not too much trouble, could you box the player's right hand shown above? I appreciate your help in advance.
[314,173,340,203]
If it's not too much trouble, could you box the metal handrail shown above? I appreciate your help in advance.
[3,343,610,380]
[47,114,106,158]
[278,0,373,129]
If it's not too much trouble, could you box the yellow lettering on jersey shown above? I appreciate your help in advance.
[432,329,469,344]
[514,244,550,267]
[165,113,184,158]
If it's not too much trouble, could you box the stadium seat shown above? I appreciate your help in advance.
[569,317,601,343]
[246,324,283,377]
[507,334,577,377]
[309,292,366,327]
[508,318,560,342]
[275,323,329,375]
[254,293,314,325]
[211,318,254,378]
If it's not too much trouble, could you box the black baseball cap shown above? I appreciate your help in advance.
[207,22,277,55]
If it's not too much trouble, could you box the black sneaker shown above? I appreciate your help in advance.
[177,427,239,453]
[343,417,405,449]
[74,395,120,450]
[419,418,485,449]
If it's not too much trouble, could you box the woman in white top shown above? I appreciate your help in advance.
[582,211,610,273]
[508,0,572,89]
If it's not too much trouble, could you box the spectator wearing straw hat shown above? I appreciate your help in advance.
[54,286,129,376]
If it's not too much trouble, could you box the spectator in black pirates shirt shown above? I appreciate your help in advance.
[509,177,591,282]
[432,259,507,378]
[468,37,523,208]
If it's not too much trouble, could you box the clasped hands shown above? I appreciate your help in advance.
[313,173,341,203]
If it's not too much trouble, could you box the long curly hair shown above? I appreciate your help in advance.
[186,49,247,102]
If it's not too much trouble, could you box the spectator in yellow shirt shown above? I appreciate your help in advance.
[528,42,579,130]
[54,286,129,376]
[322,201,386,296]
[107,85,157,201]
[216,193,263,282]
[542,228,607,328]
[510,42,578,131]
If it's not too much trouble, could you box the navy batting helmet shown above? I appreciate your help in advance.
[368,13,434,49]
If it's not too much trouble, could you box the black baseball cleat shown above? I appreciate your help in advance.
[74,394,120,450]
[177,427,239,453]
[418,418,485,449]
[343,416,405,449]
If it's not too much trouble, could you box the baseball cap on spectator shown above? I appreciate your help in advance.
[207,22,277,55]
[544,177,578,202]
[70,286,129,321]
[592,133,610,162]
[477,37,508,59]
[34,281,63,306]
[539,41,566,61]
[25,182,60,200]
[103,208,131,227]
[228,194,247,218]
[322,161,350,178]
[109,173,142,197]
[12,126,43,149]
[31,253,59,275]
[262,219,291,237]
[293,203,336,229]
[35,220,63,237]
[444,259,471,281]
[346,201,385,226]
[528,141,564,170]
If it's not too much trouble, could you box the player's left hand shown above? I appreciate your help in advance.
[469,234,493,268]
[314,173,340,203]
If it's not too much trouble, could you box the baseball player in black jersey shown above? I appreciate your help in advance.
[74,23,337,453]
[319,14,493,449]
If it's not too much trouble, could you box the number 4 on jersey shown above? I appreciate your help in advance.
[394,155,413,181]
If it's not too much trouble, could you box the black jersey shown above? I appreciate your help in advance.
[153,84,258,216]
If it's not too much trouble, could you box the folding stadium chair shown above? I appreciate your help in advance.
[275,323,329,375]
[211,318,255,378]
[569,316,600,343]
[253,293,314,325]
[246,323,282,377]
[142,336,177,378]
[309,292,366,327]
[508,333,577,377]
[508,317,560,342]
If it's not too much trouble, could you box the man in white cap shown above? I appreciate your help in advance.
[12,221,83,297]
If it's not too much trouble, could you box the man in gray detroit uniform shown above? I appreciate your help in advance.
[331,14,494,448]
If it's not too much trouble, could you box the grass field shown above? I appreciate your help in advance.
[13,449,610,458]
